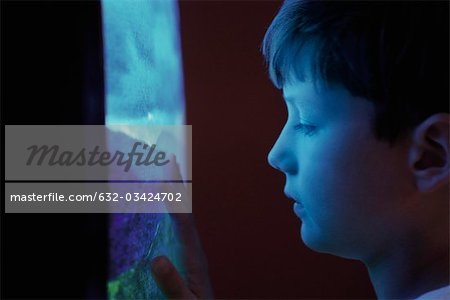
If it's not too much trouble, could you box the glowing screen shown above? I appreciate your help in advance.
[102,0,186,298]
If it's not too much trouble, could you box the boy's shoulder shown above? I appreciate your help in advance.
[415,284,450,300]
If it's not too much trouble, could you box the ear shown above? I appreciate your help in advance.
[408,113,450,193]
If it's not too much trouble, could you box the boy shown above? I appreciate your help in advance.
[151,1,449,299]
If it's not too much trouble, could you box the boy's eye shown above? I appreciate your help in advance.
[294,122,316,136]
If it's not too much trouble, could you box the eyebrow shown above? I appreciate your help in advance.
[283,96,315,114]
[284,96,303,106]
[283,96,294,103]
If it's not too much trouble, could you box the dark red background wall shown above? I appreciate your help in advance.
[179,1,376,299]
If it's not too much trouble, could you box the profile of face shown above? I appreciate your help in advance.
[267,74,417,261]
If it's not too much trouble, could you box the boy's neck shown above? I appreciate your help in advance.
[365,234,449,299]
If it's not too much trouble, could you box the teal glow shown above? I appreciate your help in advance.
[102,0,185,125]
[102,0,186,298]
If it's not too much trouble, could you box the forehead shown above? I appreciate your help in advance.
[282,78,321,102]
[282,77,375,121]
[279,39,371,115]
[282,77,332,113]
[280,42,329,105]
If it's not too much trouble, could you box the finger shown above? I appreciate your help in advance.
[151,255,195,299]
[167,211,214,298]
[162,156,214,298]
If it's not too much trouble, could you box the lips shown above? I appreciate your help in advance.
[293,202,305,218]
[284,191,304,208]
[295,200,304,208]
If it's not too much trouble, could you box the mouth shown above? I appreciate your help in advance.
[284,191,304,208]
[293,202,305,218]
[285,191,305,218]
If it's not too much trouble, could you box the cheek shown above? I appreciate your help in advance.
[297,125,402,250]
[299,128,365,211]
[299,134,359,227]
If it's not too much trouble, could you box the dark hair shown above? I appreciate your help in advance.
[262,0,449,144]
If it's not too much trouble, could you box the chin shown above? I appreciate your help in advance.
[300,223,327,253]
[300,224,354,258]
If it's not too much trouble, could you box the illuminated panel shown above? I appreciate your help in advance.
[103,0,185,125]
[102,0,185,298]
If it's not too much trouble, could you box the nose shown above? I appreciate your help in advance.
[267,125,297,174]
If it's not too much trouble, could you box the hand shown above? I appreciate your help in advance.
[150,155,214,299]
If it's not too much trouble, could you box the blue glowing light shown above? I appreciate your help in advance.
[102,0,185,125]
[102,0,186,298]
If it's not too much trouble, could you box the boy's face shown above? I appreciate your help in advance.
[268,75,414,260]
